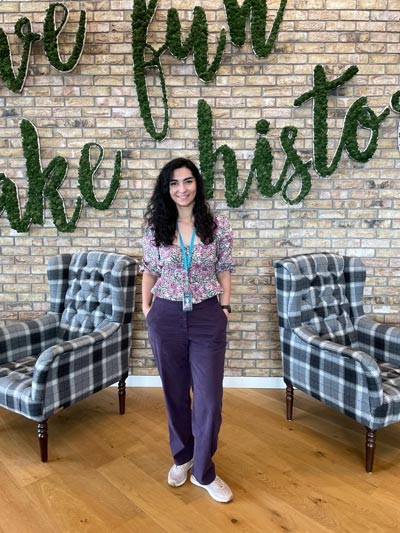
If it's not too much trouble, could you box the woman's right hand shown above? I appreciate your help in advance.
[142,271,157,320]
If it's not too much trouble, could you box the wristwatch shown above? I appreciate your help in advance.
[221,305,232,313]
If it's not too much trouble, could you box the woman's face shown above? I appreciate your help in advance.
[169,166,197,209]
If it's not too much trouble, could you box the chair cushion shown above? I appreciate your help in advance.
[379,361,400,402]
[0,356,43,420]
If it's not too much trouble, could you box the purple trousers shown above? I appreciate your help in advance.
[147,296,227,484]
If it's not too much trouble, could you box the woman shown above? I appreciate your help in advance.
[141,157,234,503]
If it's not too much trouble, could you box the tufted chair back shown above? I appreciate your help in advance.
[48,251,136,341]
[275,253,364,347]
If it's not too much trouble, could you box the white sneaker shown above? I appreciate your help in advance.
[190,474,233,503]
[168,459,194,487]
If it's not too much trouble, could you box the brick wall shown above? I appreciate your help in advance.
[0,0,399,378]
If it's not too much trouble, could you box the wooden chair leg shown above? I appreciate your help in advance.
[285,381,294,421]
[38,421,48,462]
[118,378,126,415]
[365,427,376,473]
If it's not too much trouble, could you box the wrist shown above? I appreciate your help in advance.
[220,304,231,314]
[143,302,152,313]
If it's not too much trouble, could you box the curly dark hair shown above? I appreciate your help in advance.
[144,158,216,246]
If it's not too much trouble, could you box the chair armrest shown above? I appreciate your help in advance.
[294,325,381,376]
[355,316,400,365]
[31,322,120,403]
[293,325,383,409]
[0,313,59,364]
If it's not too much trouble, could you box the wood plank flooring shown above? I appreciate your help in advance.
[1,387,400,532]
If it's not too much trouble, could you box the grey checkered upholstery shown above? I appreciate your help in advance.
[274,253,400,431]
[0,252,137,423]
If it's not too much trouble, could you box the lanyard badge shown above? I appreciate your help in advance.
[178,225,196,312]
[182,291,193,312]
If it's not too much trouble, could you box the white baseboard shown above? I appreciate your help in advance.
[122,375,285,389]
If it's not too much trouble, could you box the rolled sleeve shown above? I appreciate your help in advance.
[140,228,162,276]
[215,215,235,274]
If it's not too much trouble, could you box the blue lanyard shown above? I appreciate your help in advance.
[177,225,196,273]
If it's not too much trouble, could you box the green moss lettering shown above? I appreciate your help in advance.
[224,0,287,56]
[0,3,86,93]
[132,0,285,140]
[294,64,389,176]
[43,2,87,72]
[198,100,312,206]
[78,144,122,210]
[0,18,41,92]
[0,120,123,233]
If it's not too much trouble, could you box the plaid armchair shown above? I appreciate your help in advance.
[0,251,137,462]
[274,252,400,472]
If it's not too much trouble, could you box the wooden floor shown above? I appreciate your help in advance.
[1,387,400,532]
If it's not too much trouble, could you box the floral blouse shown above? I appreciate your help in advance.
[140,214,234,304]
